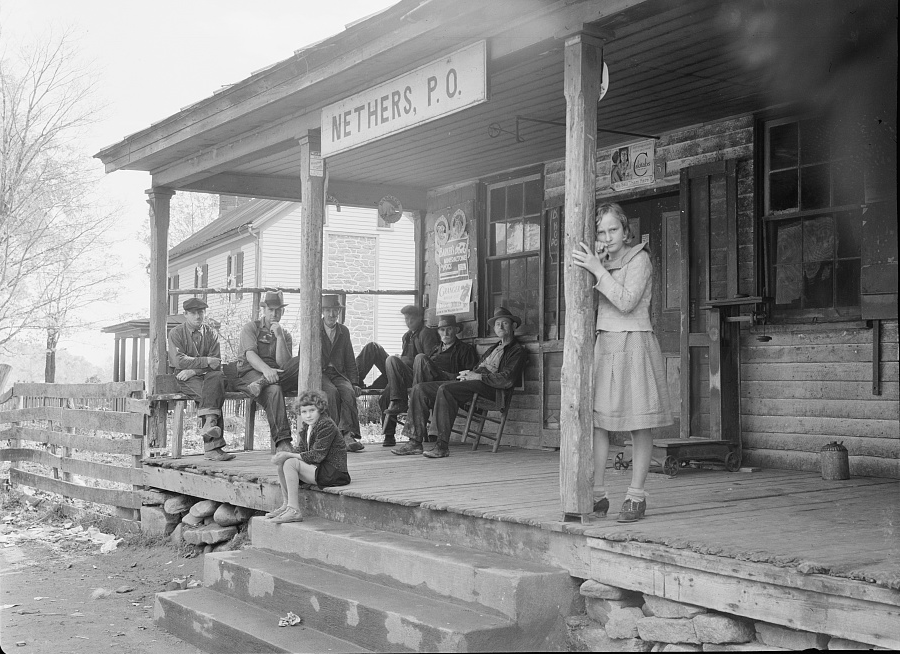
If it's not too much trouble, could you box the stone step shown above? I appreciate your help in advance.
[155,586,369,654]
[204,547,526,652]
[251,516,576,625]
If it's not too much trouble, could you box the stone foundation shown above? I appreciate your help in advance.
[567,580,886,652]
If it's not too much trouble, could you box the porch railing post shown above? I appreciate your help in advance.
[298,131,324,393]
[560,32,602,518]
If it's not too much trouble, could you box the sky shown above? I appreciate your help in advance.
[1,0,399,371]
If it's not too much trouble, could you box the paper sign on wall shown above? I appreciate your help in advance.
[609,140,656,191]
[436,279,473,315]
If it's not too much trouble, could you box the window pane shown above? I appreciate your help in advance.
[770,122,798,169]
[525,178,543,215]
[507,183,524,218]
[800,117,829,165]
[770,170,798,212]
[835,210,861,258]
[803,215,835,262]
[493,223,507,256]
[490,187,505,222]
[506,219,523,254]
[774,219,802,264]
[803,261,834,308]
[835,259,861,306]
[774,264,802,308]
[801,163,831,210]
[524,217,541,252]
[832,159,864,206]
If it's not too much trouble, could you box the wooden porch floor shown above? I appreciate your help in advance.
[144,442,900,590]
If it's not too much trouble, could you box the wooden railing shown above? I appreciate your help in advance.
[0,381,147,524]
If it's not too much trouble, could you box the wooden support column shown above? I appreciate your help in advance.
[298,131,324,392]
[560,33,602,519]
[146,187,174,448]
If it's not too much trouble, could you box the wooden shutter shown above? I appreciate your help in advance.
[235,251,244,300]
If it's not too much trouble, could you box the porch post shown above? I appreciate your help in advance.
[560,33,601,518]
[298,131,324,392]
[146,187,174,447]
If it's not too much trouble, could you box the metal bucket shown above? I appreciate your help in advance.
[820,441,850,480]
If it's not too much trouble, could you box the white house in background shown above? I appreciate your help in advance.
[167,197,416,372]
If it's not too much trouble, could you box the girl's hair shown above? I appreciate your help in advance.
[611,149,620,164]
[296,389,328,415]
[596,202,636,244]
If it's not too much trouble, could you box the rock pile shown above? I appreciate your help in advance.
[140,490,259,555]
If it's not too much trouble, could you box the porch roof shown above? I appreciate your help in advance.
[94,0,769,204]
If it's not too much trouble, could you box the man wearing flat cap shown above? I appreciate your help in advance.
[394,306,528,458]
[236,290,299,453]
[320,295,364,452]
[356,304,441,447]
[166,298,234,461]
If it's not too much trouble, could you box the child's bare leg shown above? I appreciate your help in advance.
[265,461,289,518]
[592,427,610,499]
[628,428,653,492]
[283,459,302,508]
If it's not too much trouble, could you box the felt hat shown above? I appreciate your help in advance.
[322,294,344,309]
[183,297,208,311]
[436,314,463,333]
[487,306,521,329]
[260,291,288,309]
[400,304,425,318]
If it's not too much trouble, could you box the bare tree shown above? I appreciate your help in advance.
[136,191,221,266]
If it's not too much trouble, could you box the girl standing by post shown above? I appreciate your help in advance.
[266,390,351,524]
[572,202,673,522]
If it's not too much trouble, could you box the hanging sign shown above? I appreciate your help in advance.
[321,41,487,157]
[609,139,656,192]
[436,279,473,315]
[435,209,469,281]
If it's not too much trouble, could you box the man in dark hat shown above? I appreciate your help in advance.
[355,304,440,446]
[409,314,478,387]
[166,298,234,461]
[393,307,528,458]
[320,295,364,452]
[237,291,299,452]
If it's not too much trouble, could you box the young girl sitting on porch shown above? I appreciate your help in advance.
[265,390,351,524]
[572,202,673,523]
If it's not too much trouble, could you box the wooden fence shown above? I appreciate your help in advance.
[0,381,148,523]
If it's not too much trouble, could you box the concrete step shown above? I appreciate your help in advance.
[204,547,525,652]
[251,516,577,625]
[155,586,369,654]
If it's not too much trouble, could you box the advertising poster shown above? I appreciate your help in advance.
[434,209,470,281]
[609,139,656,192]
[435,279,473,315]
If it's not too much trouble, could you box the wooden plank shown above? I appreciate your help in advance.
[742,380,900,401]
[0,406,145,434]
[0,426,144,455]
[126,397,151,416]
[743,342,898,364]
[743,432,900,459]
[742,361,900,382]
[141,464,280,511]
[0,448,142,485]
[744,449,900,479]
[11,468,141,509]
[742,397,899,421]
[11,380,145,399]
[589,543,900,648]
[742,414,900,439]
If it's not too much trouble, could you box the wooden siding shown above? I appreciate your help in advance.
[741,321,900,478]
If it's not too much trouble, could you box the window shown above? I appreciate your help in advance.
[193,263,208,303]
[485,174,543,335]
[226,251,244,300]
[763,115,864,319]
[167,275,179,314]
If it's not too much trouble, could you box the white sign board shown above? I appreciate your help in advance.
[435,279,473,315]
[321,41,487,157]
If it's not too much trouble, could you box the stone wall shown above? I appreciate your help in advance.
[327,233,376,351]
[566,580,884,652]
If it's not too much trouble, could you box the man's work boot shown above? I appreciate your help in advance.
[275,440,294,453]
[381,434,396,447]
[392,441,423,456]
[343,432,365,452]
[205,447,235,462]
[384,400,408,415]
[246,377,269,398]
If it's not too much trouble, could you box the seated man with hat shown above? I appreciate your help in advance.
[320,295,364,452]
[355,304,440,447]
[166,297,234,461]
[394,307,528,458]
[236,290,299,453]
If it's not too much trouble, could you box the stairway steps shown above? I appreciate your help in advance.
[205,547,519,652]
[251,515,575,623]
[155,586,369,654]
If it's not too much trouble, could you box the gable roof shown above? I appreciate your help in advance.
[169,198,291,259]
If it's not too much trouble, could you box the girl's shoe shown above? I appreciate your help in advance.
[270,506,304,524]
[592,497,610,518]
[264,504,288,519]
[617,498,646,523]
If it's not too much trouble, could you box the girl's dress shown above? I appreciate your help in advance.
[592,241,673,431]
[298,416,351,487]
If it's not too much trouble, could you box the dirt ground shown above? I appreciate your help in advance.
[1,492,204,654]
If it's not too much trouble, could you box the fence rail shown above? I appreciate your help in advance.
[0,380,147,524]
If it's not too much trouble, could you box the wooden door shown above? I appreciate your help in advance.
[620,193,682,439]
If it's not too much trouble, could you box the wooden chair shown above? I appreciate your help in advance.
[451,385,519,452]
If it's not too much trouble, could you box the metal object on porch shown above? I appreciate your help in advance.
[451,388,516,452]
[615,438,742,477]
[820,441,850,481]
